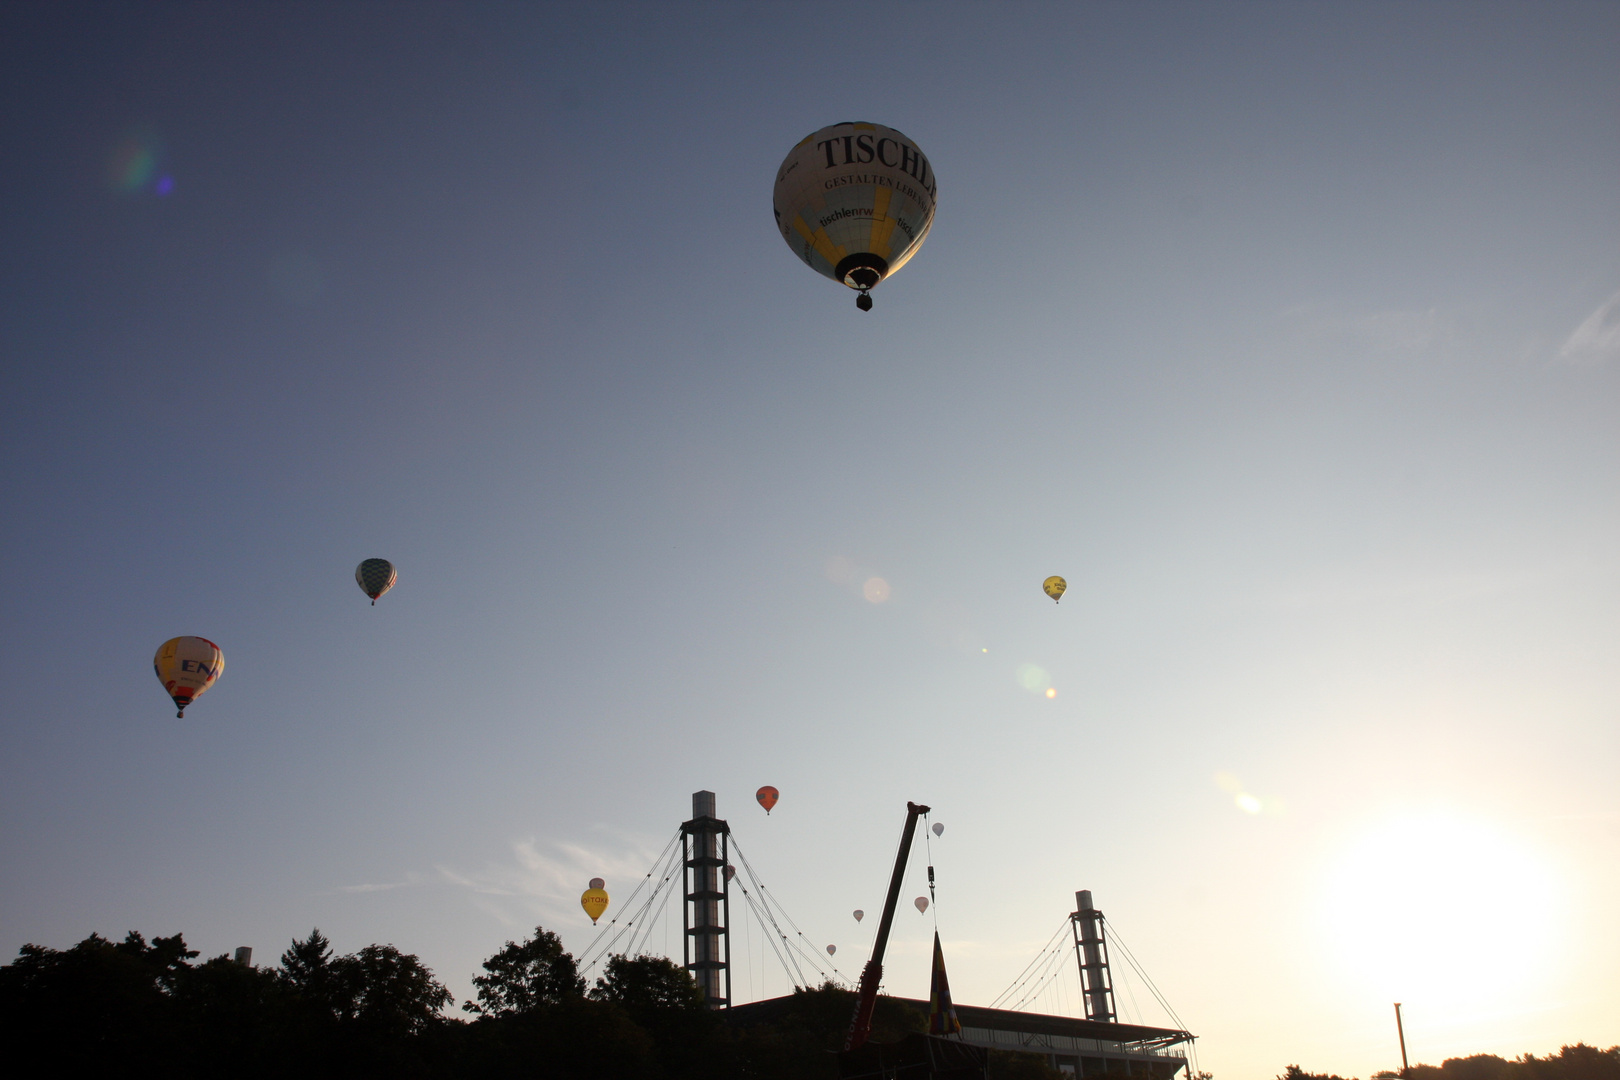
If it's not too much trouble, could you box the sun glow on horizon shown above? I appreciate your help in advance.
[1319,812,1563,1011]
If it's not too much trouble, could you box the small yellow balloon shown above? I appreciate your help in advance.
[581,886,610,925]
[1043,576,1067,603]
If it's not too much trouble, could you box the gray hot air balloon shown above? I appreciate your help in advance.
[932,822,944,837]
[853,909,864,922]
[355,559,397,605]
[773,122,937,311]
[914,896,929,914]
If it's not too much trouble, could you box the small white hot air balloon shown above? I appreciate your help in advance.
[932,822,944,837]
[914,896,929,914]
[852,909,864,923]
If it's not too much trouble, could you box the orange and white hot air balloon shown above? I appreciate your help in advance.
[153,637,223,718]
[581,878,610,925]
[756,786,779,815]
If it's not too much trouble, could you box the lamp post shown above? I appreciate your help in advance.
[1394,1003,1410,1079]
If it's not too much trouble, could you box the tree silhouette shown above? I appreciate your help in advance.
[464,926,584,1015]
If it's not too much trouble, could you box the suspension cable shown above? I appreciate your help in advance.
[578,833,684,975]
[988,916,1071,1008]
[729,834,851,986]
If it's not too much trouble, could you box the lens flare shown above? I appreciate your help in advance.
[107,127,170,196]
[1016,663,1049,693]
[1045,687,1056,699]
[862,577,890,603]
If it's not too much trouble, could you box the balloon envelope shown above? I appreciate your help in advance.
[724,865,736,882]
[932,822,944,837]
[826,944,836,955]
[756,786,779,814]
[853,909,864,922]
[773,122,938,307]
[588,877,605,889]
[914,897,929,914]
[581,887,610,925]
[1043,576,1067,603]
[153,637,223,717]
[356,558,397,604]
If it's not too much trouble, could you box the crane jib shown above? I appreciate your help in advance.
[844,800,930,1052]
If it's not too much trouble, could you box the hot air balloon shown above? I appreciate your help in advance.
[581,880,610,925]
[853,909,864,923]
[725,865,736,883]
[1043,576,1067,603]
[773,122,938,312]
[356,559,397,605]
[914,896,929,914]
[826,944,837,956]
[153,637,223,718]
[932,823,944,837]
[756,786,779,814]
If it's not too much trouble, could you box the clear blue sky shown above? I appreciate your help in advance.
[2,3,1616,1076]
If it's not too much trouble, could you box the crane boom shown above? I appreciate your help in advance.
[844,800,930,1051]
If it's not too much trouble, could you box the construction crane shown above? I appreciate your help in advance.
[844,800,930,1052]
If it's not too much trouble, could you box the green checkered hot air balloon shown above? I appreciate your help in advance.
[355,559,397,606]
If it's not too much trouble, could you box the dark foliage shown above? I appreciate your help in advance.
[1319,1046,1620,1080]
[6,926,1613,1080]
[464,925,585,1016]
[1283,1067,1358,1080]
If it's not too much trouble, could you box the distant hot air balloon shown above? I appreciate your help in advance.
[826,944,836,956]
[756,786,779,814]
[1043,576,1067,604]
[914,897,929,914]
[853,909,864,923]
[581,881,610,925]
[356,559,397,605]
[153,637,223,718]
[932,822,944,837]
[725,865,736,883]
[773,122,938,312]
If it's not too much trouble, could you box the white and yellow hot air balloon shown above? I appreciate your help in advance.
[581,878,610,925]
[773,121,938,311]
[153,636,223,718]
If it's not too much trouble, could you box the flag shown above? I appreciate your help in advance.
[928,931,961,1036]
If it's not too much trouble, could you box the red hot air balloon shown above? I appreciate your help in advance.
[756,786,779,815]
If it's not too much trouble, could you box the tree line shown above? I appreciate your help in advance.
[7,926,1612,1079]
[1282,1046,1620,1080]
[0,925,1058,1078]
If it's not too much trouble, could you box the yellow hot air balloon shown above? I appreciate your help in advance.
[581,879,610,925]
[1043,576,1067,603]
[773,122,938,311]
[154,637,223,718]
